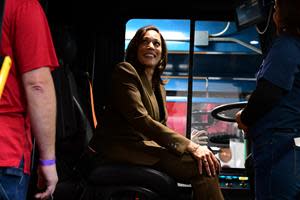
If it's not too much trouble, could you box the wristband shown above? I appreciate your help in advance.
[39,159,56,166]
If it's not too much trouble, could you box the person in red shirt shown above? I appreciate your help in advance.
[0,0,58,199]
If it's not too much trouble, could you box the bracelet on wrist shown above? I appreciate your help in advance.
[39,159,56,166]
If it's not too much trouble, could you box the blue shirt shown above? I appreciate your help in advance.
[249,34,300,139]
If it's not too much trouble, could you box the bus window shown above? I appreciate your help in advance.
[191,20,263,172]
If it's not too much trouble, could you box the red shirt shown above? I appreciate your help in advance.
[0,0,59,174]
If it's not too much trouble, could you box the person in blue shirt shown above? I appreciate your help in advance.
[236,0,300,199]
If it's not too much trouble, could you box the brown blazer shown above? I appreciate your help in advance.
[89,62,190,166]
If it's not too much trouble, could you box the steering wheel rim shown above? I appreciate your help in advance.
[210,101,247,122]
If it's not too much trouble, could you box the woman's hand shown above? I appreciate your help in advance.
[187,142,221,176]
[235,109,249,133]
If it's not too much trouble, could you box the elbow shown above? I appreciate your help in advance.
[22,67,54,95]
[29,83,47,94]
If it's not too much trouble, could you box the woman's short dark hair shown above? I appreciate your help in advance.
[125,25,168,86]
[275,0,300,37]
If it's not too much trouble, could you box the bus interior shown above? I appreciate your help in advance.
[28,0,277,199]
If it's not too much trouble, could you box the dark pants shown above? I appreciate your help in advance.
[253,130,300,199]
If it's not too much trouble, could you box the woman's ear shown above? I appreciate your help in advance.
[156,59,163,70]
[159,58,164,67]
[159,59,164,65]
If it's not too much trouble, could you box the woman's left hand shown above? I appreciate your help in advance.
[188,142,221,176]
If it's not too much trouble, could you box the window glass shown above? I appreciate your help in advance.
[191,20,262,169]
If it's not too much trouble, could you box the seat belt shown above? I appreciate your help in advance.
[0,0,12,99]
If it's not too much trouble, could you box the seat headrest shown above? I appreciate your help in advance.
[54,26,77,66]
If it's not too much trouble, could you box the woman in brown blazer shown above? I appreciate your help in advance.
[89,25,224,200]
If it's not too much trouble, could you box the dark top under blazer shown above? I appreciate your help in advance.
[89,62,190,165]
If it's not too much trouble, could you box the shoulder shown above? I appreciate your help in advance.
[6,0,42,13]
[268,35,300,60]
[112,62,144,89]
[5,0,45,25]
[116,62,135,71]
[273,35,300,50]
[16,0,42,7]
[114,62,140,78]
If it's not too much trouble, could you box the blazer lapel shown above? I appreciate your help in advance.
[140,73,160,121]
[158,84,168,124]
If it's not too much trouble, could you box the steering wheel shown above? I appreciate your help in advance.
[210,101,247,122]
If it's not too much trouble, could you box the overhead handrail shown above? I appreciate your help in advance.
[209,37,262,54]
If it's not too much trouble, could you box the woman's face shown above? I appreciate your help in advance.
[137,30,162,69]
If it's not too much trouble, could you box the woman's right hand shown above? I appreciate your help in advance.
[235,109,249,133]
[188,142,221,176]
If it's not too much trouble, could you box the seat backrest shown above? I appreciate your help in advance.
[52,26,94,182]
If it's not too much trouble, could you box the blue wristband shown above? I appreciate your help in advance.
[39,159,56,166]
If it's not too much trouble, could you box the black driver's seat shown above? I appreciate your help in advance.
[51,26,181,200]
